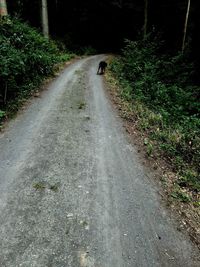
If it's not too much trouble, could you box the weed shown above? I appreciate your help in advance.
[49,184,59,192]
[80,220,88,227]
[0,110,5,119]
[147,143,154,156]
[171,189,191,203]
[177,170,200,192]
[33,182,46,191]
[160,176,168,186]
[193,202,200,207]
[0,110,5,125]
[78,102,86,109]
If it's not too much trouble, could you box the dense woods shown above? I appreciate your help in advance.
[0,1,199,199]
[3,1,200,79]
[4,1,200,55]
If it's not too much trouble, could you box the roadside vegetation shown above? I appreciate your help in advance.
[0,17,74,127]
[108,36,200,205]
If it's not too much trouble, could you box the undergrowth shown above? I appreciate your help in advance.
[0,17,74,124]
[109,36,200,202]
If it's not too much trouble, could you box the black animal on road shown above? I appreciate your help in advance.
[97,61,108,75]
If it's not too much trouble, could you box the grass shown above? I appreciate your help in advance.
[33,182,59,192]
[78,102,86,110]
[33,182,46,191]
[171,187,191,203]
[106,69,200,204]
[0,110,6,129]
[49,184,59,192]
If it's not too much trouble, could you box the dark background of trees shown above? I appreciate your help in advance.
[6,1,200,67]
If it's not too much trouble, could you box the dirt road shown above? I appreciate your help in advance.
[0,56,199,267]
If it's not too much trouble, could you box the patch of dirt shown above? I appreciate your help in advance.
[104,71,200,250]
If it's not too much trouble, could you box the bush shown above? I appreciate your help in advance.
[110,36,200,189]
[0,18,72,107]
[111,36,200,119]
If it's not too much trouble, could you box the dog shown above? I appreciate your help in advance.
[97,61,107,75]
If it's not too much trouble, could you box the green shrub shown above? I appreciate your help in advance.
[110,38,199,120]
[79,45,97,55]
[0,18,72,108]
[110,36,200,190]
[0,110,5,120]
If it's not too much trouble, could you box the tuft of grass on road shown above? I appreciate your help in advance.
[49,184,59,192]
[78,102,86,110]
[33,182,59,192]
[33,182,46,191]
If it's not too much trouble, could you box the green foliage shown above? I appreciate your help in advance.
[0,110,5,128]
[178,170,200,192]
[79,46,97,55]
[0,110,5,119]
[171,189,191,203]
[58,53,75,62]
[0,18,73,111]
[33,182,46,191]
[111,38,199,118]
[110,35,200,193]
[78,102,86,110]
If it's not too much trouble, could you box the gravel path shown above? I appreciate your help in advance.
[0,55,199,267]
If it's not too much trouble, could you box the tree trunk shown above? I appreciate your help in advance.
[182,0,191,53]
[42,0,49,38]
[144,0,148,39]
[4,82,7,105]
[0,0,8,17]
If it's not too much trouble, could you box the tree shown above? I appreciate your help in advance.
[182,0,191,53]
[42,0,49,37]
[144,0,148,39]
[0,0,8,17]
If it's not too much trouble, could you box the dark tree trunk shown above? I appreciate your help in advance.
[182,0,191,52]
[42,0,49,37]
[144,0,148,39]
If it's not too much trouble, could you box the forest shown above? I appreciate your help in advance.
[3,1,200,55]
[0,1,200,201]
